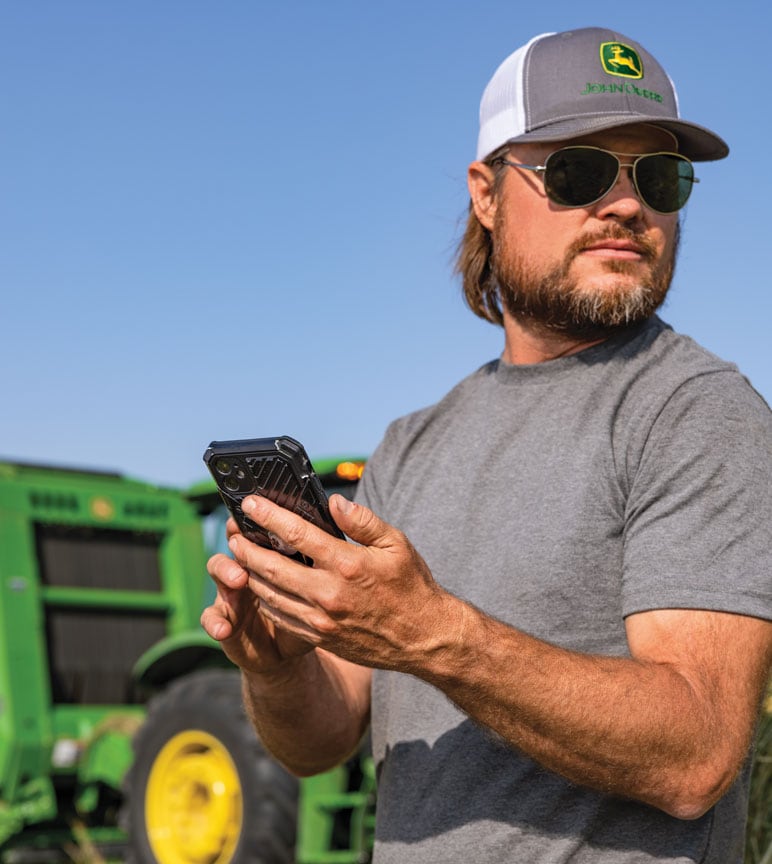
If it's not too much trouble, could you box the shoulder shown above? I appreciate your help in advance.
[377,360,497,459]
[356,361,498,512]
[610,318,771,458]
[613,317,742,389]
[612,325,772,622]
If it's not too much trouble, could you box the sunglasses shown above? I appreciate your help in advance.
[494,146,698,214]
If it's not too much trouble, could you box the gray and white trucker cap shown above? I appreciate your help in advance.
[477,28,728,162]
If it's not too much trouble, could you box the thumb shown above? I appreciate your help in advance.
[329,494,395,549]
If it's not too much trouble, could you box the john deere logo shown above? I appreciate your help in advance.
[600,42,643,79]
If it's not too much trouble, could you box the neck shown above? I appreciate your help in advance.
[501,312,608,364]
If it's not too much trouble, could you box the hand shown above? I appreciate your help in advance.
[224,493,458,672]
[201,548,315,677]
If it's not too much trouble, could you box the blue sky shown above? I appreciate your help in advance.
[3,1,769,488]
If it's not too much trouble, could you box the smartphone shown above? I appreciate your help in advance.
[203,436,345,565]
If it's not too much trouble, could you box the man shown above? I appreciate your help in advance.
[202,28,772,863]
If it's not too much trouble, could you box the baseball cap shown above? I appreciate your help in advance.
[476,28,728,162]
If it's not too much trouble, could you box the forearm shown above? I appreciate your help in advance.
[417,596,762,818]
[241,648,371,777]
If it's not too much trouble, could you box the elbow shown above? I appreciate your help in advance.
[285,751,363,779]
[656,760,740,821]
[279,735,369,779]
[288,759,342,779]
[663,796,717,822]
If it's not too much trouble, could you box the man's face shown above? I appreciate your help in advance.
[478,125,681,339]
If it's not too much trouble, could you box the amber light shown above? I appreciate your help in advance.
[336,461,365,481]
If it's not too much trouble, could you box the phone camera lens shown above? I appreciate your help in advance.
[215,459,232,476]
[224,476,240,492]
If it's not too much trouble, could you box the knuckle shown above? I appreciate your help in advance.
[282,517,309,547]
[317,583,351,620]
[324,594,347,619]
[258,554,283,582]
[261,587,281,610]
[207,553,233,580]
[206,552,225,574]
[312,611,339,637]
[258,602,278,624]
[335,551,361,582]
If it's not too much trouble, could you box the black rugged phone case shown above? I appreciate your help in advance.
[203,436,344,565]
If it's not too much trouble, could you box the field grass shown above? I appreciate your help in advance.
[745,691,772,864]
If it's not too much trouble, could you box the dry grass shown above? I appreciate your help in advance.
[63,820,107,864]
[745,691,772,864]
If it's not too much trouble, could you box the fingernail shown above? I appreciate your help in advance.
[336,495,354,514]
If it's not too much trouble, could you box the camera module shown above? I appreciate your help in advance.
[215,459,232,476]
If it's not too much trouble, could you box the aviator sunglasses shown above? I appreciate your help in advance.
[493,146,698,214]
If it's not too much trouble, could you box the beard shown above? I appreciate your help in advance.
[492,219,679,341]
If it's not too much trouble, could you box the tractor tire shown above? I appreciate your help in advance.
[124,668,298,864]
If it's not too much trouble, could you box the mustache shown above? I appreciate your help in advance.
[566,226,659,262]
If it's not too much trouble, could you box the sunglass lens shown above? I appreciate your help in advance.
[544,148,620,207]
[635,154,694,213]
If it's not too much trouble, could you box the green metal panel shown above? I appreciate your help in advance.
[296,767,348,863]
[38,585,172,611]
[0,776,58,847]
[50,704,145,748]
[75,721,139,807]
[0,507,54,805]
[157,518,211,635]
[296,756,376,864]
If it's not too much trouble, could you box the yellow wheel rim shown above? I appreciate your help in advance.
[145,729,243,864]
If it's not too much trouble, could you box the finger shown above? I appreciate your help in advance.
[227,534,335,634]
[200,563,252,641]
[200,603,236,641]
[252,590,324,645]
[207,552,249,590]
[239,495,346,565]
[229,533,320,604]
[328,494,398,549]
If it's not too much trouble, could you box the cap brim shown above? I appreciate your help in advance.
[507,115,729,162]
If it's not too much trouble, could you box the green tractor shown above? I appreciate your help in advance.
[0,457,374,864]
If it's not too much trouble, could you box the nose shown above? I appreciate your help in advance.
[593,164,645,221]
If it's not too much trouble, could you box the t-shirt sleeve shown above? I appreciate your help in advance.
[621,370,772,620]
[354,418,403,515]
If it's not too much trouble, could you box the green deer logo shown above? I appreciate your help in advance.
[600,42,643,79]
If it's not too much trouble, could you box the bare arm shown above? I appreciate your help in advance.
[240,648,371,776]
[201,549,371,776]
[229,493,772,817]
[419,602,772,818]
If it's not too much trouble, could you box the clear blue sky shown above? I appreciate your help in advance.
[3,1,769,488]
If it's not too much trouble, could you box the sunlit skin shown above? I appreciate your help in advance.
[467,125,681,363]
[200,123,772,819]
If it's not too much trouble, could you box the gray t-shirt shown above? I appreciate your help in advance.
[357,317,772,864]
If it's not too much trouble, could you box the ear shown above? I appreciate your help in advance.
[467,161,498,231]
